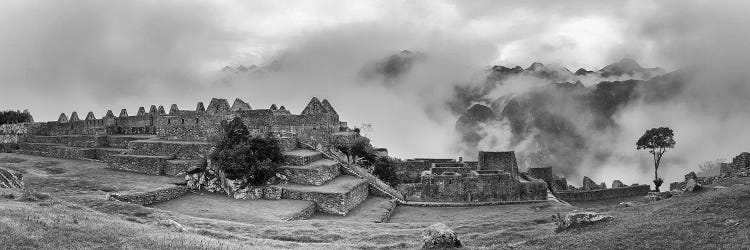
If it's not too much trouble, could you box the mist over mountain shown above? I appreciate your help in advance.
[453,59,684,183]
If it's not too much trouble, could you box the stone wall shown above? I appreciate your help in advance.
[25,97,346,149]
[108,185,187,206]
[279,162,340,186]
[0,123,30,149]
[18,143,99,160]
[155,113,225,141]
[527,167,553,184]
[103,154,171,175]
[720,152,750,177]
[398,172,547,203]
[128,140,212,160]
[396,159,458,183]
[478,151,518,179]
[0,123,30,135]
[556,185,650,201]
[281,181,369,215]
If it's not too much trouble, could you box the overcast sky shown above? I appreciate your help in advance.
[1,0,749,165]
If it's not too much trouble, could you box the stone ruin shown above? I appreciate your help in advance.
[3,97,384,217]
[720,152,750,177]
[397,151,548,203]
[555,176,650,202]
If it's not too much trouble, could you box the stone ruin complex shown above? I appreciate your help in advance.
[397,151,548,203]
[395,151,652,203]
[720,152,750,177]
[0,97,388,217]
[550,175,650,202]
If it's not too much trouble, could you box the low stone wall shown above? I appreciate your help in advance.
[284,152,323,166]
[279,162,340,186]
[108,185,187,206]
[376,200,398,223]
[556,185,651,202]
[128,140,211,159]
[164,160,204,176]
[18,143,98,160]
[398,174,547,203]
[281,181,369,215]
[26,136,60,144]
[0,123,30,135]
[107,136,152,148]
[1,134,22,144]
[103,154,171,175]
[402,199,548,207]
[64,135,108,148]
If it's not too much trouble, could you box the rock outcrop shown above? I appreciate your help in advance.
[556,212,613,231]
[685,179,702,193]
[422,223,462,249]
[612,180,625,188]
[0,167,23,189]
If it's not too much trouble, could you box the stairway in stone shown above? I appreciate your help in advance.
[273,149,370,216]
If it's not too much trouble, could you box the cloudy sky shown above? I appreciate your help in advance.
[1,0,749,183]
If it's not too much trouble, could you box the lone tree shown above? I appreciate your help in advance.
[636,127,676,192]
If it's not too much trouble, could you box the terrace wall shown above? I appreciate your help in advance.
[556,185,650,201]
[398,173,547,203]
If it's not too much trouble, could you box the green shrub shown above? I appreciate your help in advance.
[0,110,32,125]
[210,117,283,185]
[372,157,400,187]
[0,143,19,153]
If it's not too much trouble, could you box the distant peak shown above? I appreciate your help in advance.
[526,62,545,71]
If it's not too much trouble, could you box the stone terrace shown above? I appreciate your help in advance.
[273,149,370,216]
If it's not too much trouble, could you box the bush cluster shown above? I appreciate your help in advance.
[0,110,33,125]
[210,117,283,185]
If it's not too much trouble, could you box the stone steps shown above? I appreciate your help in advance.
[273,175,369,216]
[278,159,340,186]
[282,149,323,166]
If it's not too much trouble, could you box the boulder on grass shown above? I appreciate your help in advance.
[422,223,461,249]
[0,167,23,189]
[557,212,613,231]
[685,179,702,193]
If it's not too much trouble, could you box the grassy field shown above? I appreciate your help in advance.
[3,153,750,249]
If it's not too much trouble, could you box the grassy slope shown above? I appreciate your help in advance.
[522,183,750,249]
[5,153,750,249]
[0,198,296,250]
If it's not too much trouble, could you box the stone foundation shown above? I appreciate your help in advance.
[278,176,369,215]
[556,185,650,201]
[283,150,324,166]
[128,140,211,159]
[108,185,187,205]
[165,159,204,176]
[279,159,340,186]
[103,154,171,175]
